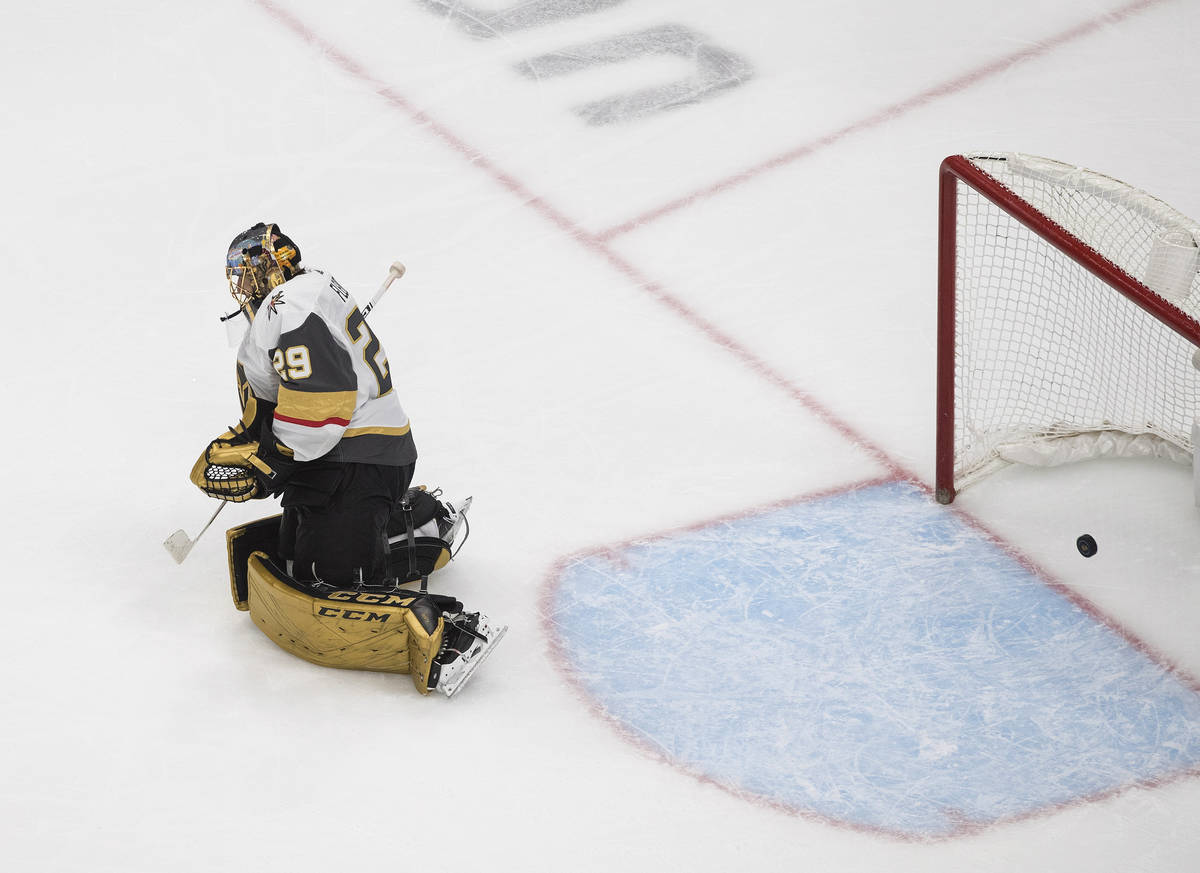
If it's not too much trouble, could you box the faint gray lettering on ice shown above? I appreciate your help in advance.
[415,1,753,124]
[516,24,753,125]
[416,0,626,38]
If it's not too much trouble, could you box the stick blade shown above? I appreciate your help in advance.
[163,530,194,564]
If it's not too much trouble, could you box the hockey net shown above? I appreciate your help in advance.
[936,153,1200,504]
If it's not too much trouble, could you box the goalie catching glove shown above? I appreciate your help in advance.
[190,429,296,502]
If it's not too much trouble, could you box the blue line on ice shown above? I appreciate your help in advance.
[551,482,1200,837]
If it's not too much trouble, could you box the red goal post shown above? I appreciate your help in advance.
[936,153,1200,504]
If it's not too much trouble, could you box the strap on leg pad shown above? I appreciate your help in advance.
[386,489,454,583]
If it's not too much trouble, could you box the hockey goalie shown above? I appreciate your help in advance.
[188,222,505,697]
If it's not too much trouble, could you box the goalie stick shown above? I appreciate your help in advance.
[163,501,227,564]
[164,260,407,564]
[362,261,405,318]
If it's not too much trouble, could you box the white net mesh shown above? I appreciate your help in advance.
[951,153,1200,492]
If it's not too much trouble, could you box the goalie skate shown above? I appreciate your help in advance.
[432,611,507,698]
[439,495,472,550]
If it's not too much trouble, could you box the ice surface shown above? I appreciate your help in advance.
[5,0,1200,871]
[550,482,1200,838]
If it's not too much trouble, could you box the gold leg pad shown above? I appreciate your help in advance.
[246,552,418,674]
[404,609,445,695]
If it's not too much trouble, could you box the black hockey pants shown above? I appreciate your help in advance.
[278,461,415,585]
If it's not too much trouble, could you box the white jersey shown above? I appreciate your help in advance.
[236,269,417,466]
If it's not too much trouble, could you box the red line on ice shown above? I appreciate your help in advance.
[251,0,911,483]
[596,0,1171,241]
[251,0,1165,477]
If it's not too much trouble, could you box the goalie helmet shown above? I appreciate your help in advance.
[226,222,302,309]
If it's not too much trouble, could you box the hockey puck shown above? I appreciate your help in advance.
[1076,534,1098,558]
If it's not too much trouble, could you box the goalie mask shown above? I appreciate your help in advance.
[226,222,301,309]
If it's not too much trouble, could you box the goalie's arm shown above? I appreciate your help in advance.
[232,361,277,438]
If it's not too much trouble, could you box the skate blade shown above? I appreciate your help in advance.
[437,623,507,699]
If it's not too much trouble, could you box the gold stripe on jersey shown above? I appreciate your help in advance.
[344,424,412,439]
[274,385,357,428]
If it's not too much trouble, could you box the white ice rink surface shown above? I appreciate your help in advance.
[5,0,1200,870]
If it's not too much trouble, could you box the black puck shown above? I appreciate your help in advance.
[1076,534,1098,558]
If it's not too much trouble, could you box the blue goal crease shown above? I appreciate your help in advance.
[549,481,1200,838]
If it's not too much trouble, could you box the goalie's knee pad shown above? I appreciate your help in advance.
[386,487,471,583]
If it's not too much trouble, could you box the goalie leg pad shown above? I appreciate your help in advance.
[246,552,421,674]
[226,514,282,610]
[237,552,489,696]
[403,598,445,696]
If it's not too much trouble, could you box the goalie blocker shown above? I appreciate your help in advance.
[225,488,505,698]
